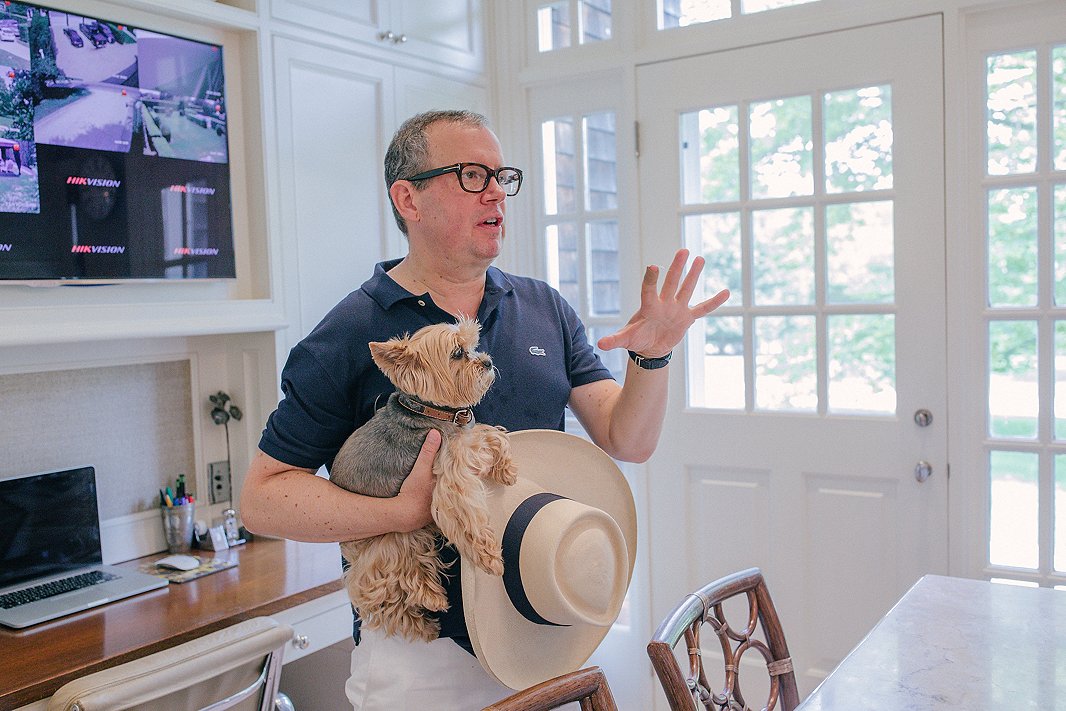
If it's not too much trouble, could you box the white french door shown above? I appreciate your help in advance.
[636,15,947,698]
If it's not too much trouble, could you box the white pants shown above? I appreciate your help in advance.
[346,627,514,710]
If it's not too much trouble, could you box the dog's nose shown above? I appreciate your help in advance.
[478,354,492,369]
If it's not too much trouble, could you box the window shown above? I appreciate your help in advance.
[541,111,625,380]
[658,0,819,30]
[983,44,1066,580]
[682,85,896,413]
[537,0,612,52]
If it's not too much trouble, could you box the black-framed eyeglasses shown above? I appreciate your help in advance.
[404,162,523,197]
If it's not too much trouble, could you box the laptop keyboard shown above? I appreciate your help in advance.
[0,570,117,609]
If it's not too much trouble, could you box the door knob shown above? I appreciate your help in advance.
[914,409,933,427]
[915,460,932,483]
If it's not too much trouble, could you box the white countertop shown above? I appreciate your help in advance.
[797,575,1066,709]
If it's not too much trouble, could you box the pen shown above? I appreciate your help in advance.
[164,493,173,506]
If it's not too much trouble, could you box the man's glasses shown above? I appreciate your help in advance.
[404,162,523,197]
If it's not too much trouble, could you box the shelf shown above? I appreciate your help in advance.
[0,298,288,347]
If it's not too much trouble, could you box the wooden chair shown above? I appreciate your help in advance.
[482,666,618,711]
[647,568,800,711]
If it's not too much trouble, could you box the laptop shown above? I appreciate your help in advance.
[0,466,169,629]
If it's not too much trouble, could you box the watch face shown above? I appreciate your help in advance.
[78,155,118,221]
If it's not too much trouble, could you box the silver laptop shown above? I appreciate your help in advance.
[0,466,168,629]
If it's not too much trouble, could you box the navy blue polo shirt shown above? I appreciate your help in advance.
[259,258,613,648]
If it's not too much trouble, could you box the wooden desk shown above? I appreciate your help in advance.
[796,575,1066,709]
[0,538,346,710]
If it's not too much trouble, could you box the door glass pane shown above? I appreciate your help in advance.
[542,118,576,215]
[989,450,1038,569]
[680,106,740,204]
[1056,322,1066,440]
[988,320,1038,439]
[824,85,893,193]
[703,316,745,409]
[750,96,813,198]
[584,112,617,210]
[828,314,896,414]
[752,207,814,305]
[1056,185,1066,306]
[546,222,579,305]
[1055,46,1066,170]
[685,212,742,306]
[826,201,894,304]
[986,50,1037,175]
[588,220,619,316]
[754,315,816,411]
[673,84,896,419]
[1057,455,1066,573]
[580,0,612,44]
[537,2,571,52]
[987,187,1038,308]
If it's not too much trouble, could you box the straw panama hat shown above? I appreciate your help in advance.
[461,429,637,691]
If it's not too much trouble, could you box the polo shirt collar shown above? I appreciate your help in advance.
[363,258,514,317]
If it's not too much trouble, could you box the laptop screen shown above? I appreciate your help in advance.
[0,467,103,589]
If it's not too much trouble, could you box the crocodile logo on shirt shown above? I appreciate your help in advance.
[528,346,546,357]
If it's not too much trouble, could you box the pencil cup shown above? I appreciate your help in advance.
[161,503,196,554]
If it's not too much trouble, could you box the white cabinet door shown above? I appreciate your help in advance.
[272,37,396,347]
[269,0,483,72]
[272,37,489,350]
[636,15,947,702]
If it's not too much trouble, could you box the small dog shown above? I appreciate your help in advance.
[330,317,517,641]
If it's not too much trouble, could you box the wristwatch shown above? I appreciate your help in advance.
[628,350,672,370]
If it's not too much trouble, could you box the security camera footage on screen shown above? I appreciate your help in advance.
[0,1,236,281]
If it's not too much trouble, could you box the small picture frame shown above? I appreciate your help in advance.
[206,524,230,551]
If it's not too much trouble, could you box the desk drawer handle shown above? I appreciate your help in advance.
[293,634,310,649]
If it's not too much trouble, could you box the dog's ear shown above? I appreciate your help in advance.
[369,336,414,379]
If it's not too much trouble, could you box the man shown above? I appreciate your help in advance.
[240,110,729,709]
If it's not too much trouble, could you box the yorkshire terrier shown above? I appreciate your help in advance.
[330,317,517,641]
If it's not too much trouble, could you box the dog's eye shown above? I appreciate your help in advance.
[452,347,464,360]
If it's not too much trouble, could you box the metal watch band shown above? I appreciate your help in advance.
[628,350,672,370]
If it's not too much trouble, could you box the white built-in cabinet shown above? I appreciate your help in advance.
[270,0,483,73]
[3,1,487,707]
[269,23,488,351]
[0,0,487,574]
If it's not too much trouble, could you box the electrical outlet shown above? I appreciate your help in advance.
[209,460,231,504]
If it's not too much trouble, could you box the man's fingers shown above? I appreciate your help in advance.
[659,249,688,298]
[413,428,441,476]
[420,428,441,455]
[640,264,660,302]
[693,288,731,317]
[678,254,705,302]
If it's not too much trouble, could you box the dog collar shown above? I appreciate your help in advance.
[396,393,475,426]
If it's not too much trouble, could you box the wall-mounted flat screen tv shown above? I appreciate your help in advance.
[0,2,235,282]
